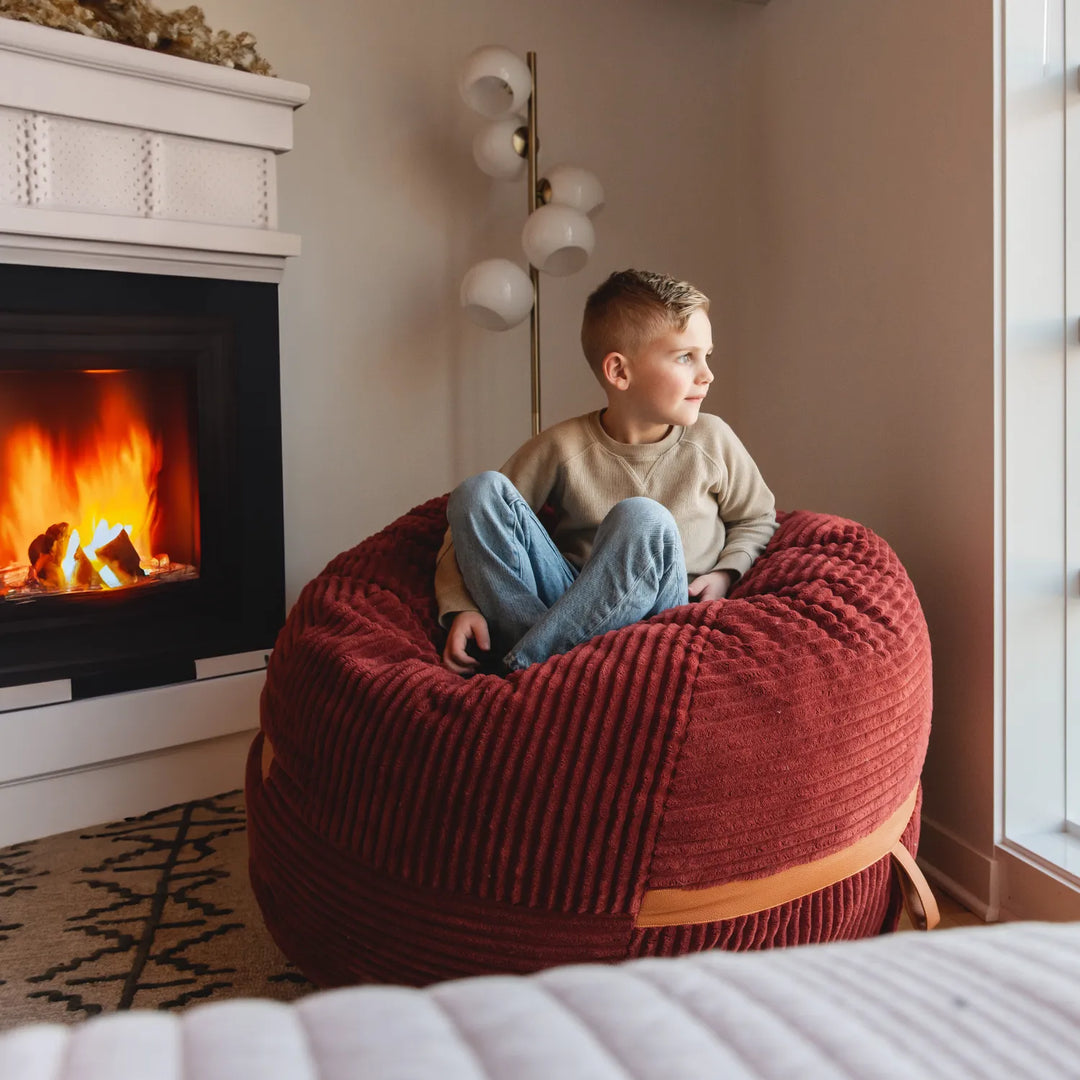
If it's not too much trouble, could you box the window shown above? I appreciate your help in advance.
[1000,0,1080,914]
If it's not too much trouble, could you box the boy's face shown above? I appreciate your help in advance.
[619,309,714,430]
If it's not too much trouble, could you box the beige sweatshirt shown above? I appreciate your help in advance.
[435,411,777,624]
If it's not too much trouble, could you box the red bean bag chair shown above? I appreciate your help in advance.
[246,498,934,987]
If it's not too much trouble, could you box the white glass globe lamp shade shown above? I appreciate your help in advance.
[460,258,534,330]
[459,46,532,118]
[521,204,595,276]
[541,164,605,216]
[472,118,527,180]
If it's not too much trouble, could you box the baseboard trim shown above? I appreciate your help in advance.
[0,669,265,785]
[918,814,1000,921]
[0,729,255,847]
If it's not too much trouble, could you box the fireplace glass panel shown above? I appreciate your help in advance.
[1,367,201,600]
[0,266,285,698]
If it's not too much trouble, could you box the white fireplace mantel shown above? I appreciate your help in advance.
[0,20,311,845]
[0,17,310,282]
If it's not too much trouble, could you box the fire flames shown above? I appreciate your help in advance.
[0,384,163,594]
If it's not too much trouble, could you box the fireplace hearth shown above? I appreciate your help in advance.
[0,264,285,698]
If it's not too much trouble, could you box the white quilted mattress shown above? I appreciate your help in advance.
[2,921,1078,1079]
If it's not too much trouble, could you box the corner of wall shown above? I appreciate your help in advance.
[918,813,1001,922]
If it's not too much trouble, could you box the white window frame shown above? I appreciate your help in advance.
[1068,1,1080,837]
[999,0,1080,916]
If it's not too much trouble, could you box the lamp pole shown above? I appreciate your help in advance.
[460,46,600,437]
[526,51,541,437]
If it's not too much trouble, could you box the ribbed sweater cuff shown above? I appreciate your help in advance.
[712,550,754,580]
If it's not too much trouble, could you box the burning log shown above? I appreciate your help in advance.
[28,522,69,565]
[27,522,71,590]
[96,528,145,585]
[1,564,25,594]
[4,521,196,600]
[73,547,104,590]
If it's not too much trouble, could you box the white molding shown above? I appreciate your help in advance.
[0,679,72,714]
[0,205,299,257]
[920,859,1000,924]
[0,670,265,786]
[0,728,254,846]
[0,237,289,282]
[0,17,309,149]
[195,650,270,680]
[917,814,1001,920]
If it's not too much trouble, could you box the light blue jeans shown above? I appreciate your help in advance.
[447,471,688,671]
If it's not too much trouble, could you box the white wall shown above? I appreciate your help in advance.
[718,1,997,904]
[195,0,754,608]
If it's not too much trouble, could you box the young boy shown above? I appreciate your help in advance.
[436,268,777,675]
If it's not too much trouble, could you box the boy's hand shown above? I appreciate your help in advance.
[688,570,734,603]
[443,610,492,675]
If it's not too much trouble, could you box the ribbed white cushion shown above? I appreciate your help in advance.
[3,921,1079,1080]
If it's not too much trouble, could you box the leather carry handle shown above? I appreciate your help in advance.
[891,836,941,931]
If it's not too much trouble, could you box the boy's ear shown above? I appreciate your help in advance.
[601,351,630,390]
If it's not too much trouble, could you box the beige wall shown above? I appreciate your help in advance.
[719,1,997,895]
[196,0,752,602]
[198,0,997,900]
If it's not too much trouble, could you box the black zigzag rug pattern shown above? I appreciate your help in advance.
[0,790,312,1031]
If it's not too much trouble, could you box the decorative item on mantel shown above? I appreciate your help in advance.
[0,0,272,74]
[458,46,604,436]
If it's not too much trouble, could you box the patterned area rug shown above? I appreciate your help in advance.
[0,790,313,1032]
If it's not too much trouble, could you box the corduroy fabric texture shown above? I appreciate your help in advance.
[247,499,931,987]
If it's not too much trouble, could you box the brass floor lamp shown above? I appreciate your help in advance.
[459,46,604,437]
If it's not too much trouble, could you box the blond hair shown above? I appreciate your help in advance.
[580,269,710,375]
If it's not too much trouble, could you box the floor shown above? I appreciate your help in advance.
[899,888,986,932]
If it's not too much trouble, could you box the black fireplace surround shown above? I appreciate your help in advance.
[0,264,285,698]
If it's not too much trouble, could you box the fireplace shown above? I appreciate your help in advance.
[0,264,285,698]
[0,16,308,845]
[1,363,201,599]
